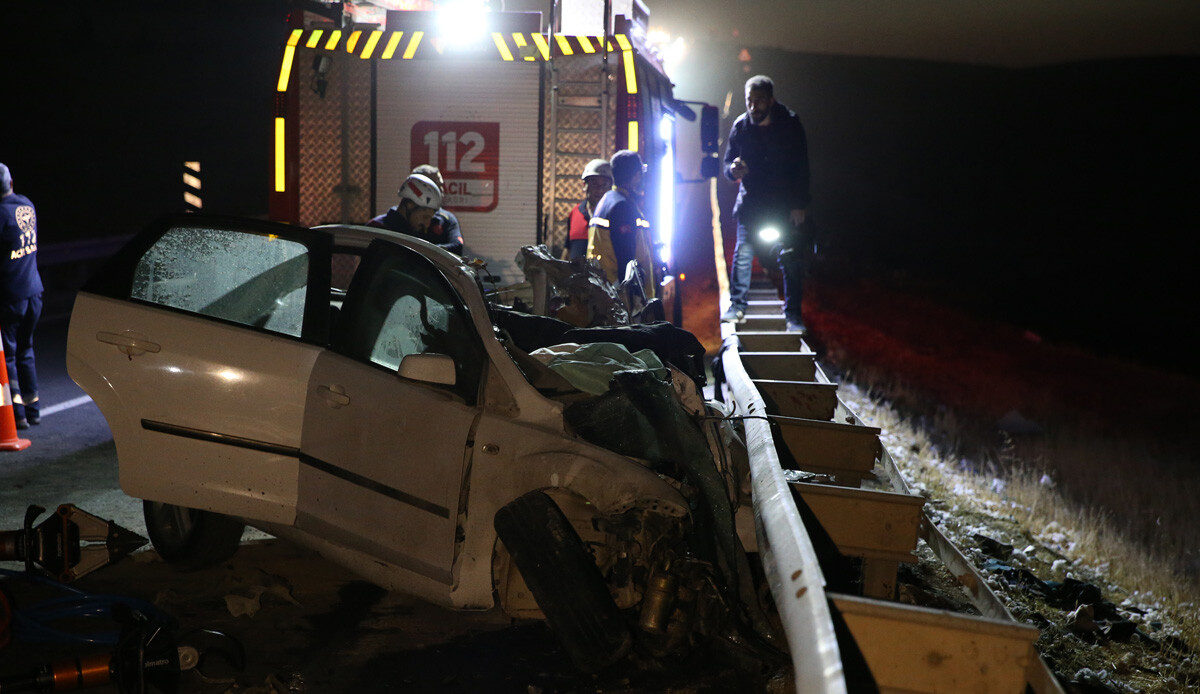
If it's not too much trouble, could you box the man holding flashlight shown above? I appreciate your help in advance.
[721,74,812,332]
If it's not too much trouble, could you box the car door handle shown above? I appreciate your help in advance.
[317,384,351,408]
[96,331,161,357]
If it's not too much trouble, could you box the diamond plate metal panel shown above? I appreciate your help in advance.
[297,53,373,227]
[542,52,615,256]
[555,107,602,132]
[556,52,607,84]
[556,130,603,156]
[554,154,595,181]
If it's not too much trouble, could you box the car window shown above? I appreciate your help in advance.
[131,226,310,337]
[337,241,484,403]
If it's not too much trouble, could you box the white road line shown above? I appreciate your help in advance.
[40,395,94,416]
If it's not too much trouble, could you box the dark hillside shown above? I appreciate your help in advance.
[674,49,1200,375]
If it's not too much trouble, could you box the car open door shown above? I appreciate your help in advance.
[296,239,485,589]
[66,215,333,525]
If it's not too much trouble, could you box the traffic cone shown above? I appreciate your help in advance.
[0,340,31,452]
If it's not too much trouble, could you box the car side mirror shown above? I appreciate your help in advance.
[397,353,457,386]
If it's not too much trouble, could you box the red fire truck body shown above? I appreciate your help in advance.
[269,2,689,286]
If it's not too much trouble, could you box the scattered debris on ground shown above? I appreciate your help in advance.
[841,383,1200,694]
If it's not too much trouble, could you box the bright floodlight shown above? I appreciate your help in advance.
[658,114,675,267]
[438,1,489,45]
[758,227,780,243]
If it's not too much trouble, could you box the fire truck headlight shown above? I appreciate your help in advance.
[758,227,781,243]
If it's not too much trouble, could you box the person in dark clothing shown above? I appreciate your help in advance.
[367,168,460,254]
[367,173,453,251]
[566,158,613,259]
[588,150,656,299]
[721,75,812,332]
[410,165,465,256]
[0,163,43,429]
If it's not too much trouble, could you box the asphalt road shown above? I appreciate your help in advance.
[0,312,771,693]
[0,315,131,530]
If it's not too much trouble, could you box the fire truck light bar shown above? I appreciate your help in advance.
[285,28,618,62]
[403,31,424,58]
[276,29,302,92]
[511,32,531,61]
[382,31,405,59]
[615,34,638,95]
[530,33,550,61]
[361,30,384,59]
[274,118,286,192]
[492,32,515,61]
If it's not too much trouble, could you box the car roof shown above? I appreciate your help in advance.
[314,223,473,277]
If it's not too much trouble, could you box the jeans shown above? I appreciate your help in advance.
[1,293,41,420]
[729,217,805,323]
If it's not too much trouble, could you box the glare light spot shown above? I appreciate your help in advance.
[438,1,489,46]
[759,227,780,243]
[658,115,675,266]
[646,29,686,78]
[216,369,243,383]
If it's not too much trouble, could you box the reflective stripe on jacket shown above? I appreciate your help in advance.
[586,188,655,299]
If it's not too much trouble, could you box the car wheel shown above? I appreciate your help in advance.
[494,490,632,673]
[142,500,245,570]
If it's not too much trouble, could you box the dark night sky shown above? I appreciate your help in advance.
[651,0,1200,68]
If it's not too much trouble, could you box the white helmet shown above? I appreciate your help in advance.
[398,173,442,209]
[581,158,613,181]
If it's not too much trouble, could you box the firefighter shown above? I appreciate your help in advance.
[367,173,449,251]
[0,162,42,429]
[566,158,613,260]
[410,165,464,256]
[587,150,656,300]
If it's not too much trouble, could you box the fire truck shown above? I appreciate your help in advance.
[269,0,716,292]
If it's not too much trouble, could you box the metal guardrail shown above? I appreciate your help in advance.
[721,325,848,694]
[719,291,1066,694]
[37,235,134,319]
[38,235,134,267]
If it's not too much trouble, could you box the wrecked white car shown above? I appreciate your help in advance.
[67,215,774,672]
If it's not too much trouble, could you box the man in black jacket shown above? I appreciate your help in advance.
[721,75,812,332]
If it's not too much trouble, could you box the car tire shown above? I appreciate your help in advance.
[494,490,632,673]
[142,500,245,570]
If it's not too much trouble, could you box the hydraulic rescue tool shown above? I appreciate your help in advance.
[0,606,245,693]
[0,505,148,583]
